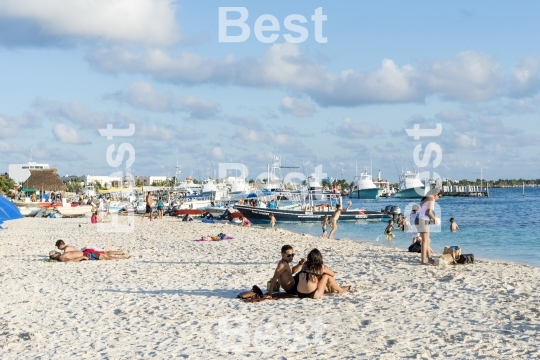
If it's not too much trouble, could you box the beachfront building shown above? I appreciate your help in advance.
[138,176,169,186]
[62,175,123,189]
[23,169,67,192]
[8,162,50,184]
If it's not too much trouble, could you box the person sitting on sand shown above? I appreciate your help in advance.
[266,245,306,296]
[181,214,194,222]
[296,248,350,299]
[385,220,396,240]
[450,218,459,231]
[91,211,98,224]
[239,216,252,227]
[49,249,130,262]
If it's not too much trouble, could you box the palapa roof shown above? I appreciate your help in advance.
[23,169,67,192]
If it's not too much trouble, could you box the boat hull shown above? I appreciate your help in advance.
[393,186,429,199]
[233,205,390,223]
[349,188,383,199]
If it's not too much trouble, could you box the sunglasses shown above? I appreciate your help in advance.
[284,253,295,258]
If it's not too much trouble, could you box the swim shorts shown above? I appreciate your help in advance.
[86,252,100,260]
[146,205,152,213]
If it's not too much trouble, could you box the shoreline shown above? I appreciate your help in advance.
[1,217,540,358]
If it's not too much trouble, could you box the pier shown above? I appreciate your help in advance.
[441,185,489,197]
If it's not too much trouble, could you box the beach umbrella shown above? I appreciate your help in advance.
[0,195,23,227]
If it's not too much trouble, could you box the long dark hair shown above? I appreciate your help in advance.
[302,248,324,282]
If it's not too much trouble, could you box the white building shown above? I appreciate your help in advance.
[139,176,169,186]
[9,162,50,184]
[61,175,123,188]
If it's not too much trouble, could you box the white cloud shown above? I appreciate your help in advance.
[332,117,383,139]
[423,51,505,101]
[279,97,316,117]
[105,82,220,119]
[0,0,181,46]
[209,146,224,160]
[88,44,515,106]
[52,123,90,144]
[34,97,116,128]
[508,56,540,98]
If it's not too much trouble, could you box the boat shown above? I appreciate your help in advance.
[56,205,93,217]
[17,205,41,217]
[349,170,383,199]
[234,194,399,223]
[393,170,430,199]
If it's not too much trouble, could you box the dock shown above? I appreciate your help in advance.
[441,185,489,197]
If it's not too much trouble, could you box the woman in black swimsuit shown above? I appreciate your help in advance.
[296,248,351,299]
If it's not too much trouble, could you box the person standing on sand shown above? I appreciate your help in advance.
[328,201,351,239]
[321,215,329,238]
[417,188,442,265]
[266,245,306,295]
[142,191,153,221]
[157,197,164,219]
[269,213,276,230]
[450,218,459,231]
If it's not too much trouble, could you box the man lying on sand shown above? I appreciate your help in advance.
[52,239,130,261]
[266,245,306,295]
[49,249,130,262]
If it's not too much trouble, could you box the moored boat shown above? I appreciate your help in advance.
[393,170,430,199]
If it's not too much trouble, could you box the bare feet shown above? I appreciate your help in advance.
[339,286,351,294]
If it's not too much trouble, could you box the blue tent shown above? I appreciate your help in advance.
[0,195,23,227]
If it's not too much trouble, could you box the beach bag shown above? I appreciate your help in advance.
[439,253,456,265]
[408,241,421,253]
[443,246,461,262]
[457,254,474,264]
[237,285,264,301]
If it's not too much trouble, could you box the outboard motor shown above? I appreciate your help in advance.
[384,205,392,214]
[391,206,401,221]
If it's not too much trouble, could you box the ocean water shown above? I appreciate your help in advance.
[274,187,540,267]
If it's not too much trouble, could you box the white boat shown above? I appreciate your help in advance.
[17,206,41,217]
[393,170,430,199]
[56,205,93,217]
[349,169,383,199]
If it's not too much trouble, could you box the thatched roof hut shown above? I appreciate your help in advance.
[23,169,67,192]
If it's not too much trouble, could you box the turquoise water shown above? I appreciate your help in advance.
[274,187,540,267]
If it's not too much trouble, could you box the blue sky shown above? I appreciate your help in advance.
[0,0,539,183]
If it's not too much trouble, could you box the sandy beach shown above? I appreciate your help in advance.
[1,217,539,359]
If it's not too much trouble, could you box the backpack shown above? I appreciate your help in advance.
[457,254,474,264]
[408,241,421,253]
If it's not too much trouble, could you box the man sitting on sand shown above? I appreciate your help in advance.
[266,245,306,295]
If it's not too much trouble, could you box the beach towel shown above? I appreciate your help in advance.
[201,219,215,224]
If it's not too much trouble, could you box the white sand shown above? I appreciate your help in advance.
[1,217,540,359]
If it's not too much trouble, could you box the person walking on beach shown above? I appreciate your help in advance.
[417,188,442,265]
[266,245,306,295]
[296,248,351,299]
[142,191,153,221]
[328,201,351,239]
[450,218,459,231]
[269,213,276,230]
[321,215,329,238]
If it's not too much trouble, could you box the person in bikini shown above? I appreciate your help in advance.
[296,248,350,299]
[328,201,352,239]
[418,188,442,265]
[266,245,306,296]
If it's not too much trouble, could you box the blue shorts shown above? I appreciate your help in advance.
[87,252,100,260]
